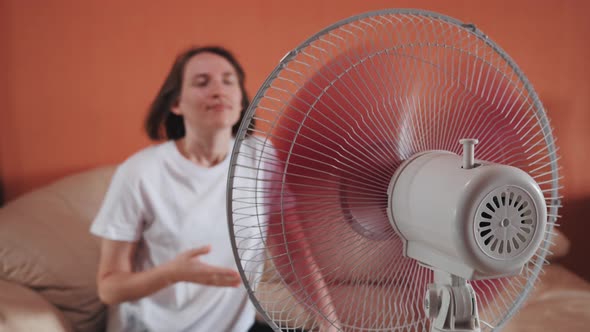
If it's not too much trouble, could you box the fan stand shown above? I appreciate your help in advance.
[386,138,487,332]
[424,270,481,332]
[422,140,482,332]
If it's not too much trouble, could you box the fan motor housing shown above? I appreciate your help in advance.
[387,151,547,280]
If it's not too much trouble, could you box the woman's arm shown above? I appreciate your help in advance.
[96,240,242,305]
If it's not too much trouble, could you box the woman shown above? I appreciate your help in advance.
[91,46,259,332]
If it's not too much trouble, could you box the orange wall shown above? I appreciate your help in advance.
[2,0,589,277]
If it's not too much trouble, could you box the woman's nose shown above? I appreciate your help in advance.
[209,80,225,97]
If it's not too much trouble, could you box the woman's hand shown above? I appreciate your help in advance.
[166,245,242,287]
[96,240,242,305]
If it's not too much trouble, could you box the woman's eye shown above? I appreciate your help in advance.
[224,78,237,85]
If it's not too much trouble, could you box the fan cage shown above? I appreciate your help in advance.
[228,8,560,332]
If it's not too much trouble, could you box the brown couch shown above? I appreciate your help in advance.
[0,166,589,332]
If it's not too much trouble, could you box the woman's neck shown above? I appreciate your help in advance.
[175,130,232,168]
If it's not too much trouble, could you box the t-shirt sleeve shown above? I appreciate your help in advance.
[90,162,149,242]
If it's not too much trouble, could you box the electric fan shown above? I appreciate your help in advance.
[227,9,560,332]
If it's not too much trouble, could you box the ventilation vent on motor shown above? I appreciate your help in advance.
[475,186,538,260]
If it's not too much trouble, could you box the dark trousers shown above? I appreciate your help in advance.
[248,320,306,332]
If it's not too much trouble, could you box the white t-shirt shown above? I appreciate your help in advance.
[91,137,268,332]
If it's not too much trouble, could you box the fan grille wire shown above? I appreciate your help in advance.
[228,9,560,332]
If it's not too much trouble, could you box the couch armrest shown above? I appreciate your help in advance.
[0,279,72,332]
[502,264,590,331]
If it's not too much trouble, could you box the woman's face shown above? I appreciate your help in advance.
[172,52,243,136]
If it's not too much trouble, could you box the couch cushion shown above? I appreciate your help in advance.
[0,166,115,332]
[0,279,72,332]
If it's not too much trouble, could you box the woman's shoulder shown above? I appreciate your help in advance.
[239,135,277,158]
[234,136,279,174]
[116,141,175,177]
